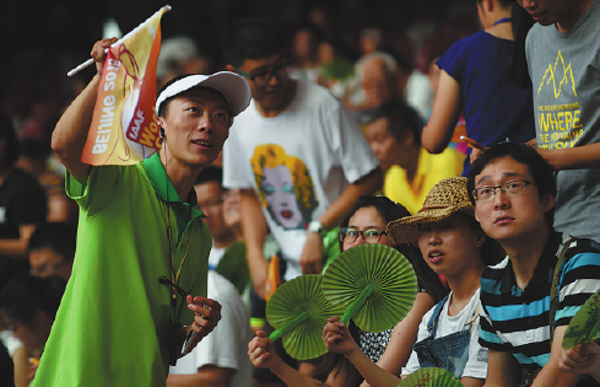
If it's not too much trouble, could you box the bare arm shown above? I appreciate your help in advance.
[52,73,97,184]
[560,343,600,382]
[324,317,399,387]
[531,325,584,387]
[537,143,600,170]
[52,38,117,184]
[482,349,522,387]
[166,365,234,387]
[0,224,37,259]
[360,292,436,387]
[300,167,383,274]
[269,359,329,387]
[239,189,269,299]
[461,376,485,387]
[12,347,29,387]
[345,348,400,387]
[249,331,328,387]
[421,70,462,154]
[320,167,383,229]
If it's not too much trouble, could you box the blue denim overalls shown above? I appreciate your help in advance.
[412,294,479,379]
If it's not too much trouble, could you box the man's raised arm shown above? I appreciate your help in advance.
[52,38,117,183]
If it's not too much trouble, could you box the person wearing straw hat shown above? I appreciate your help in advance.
[324,177,500,386]
[468,142,600,386]
[31,38,252,387]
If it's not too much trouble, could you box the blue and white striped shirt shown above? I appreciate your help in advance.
[479,231,600,372]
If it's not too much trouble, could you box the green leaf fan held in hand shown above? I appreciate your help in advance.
[322,243,418,332]
[563,287,600,350]
[266,274,345,360]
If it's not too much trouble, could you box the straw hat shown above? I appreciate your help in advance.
[387,177,474,245]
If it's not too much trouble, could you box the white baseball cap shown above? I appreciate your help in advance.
[155,71,251,117]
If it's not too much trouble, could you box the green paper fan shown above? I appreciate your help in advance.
[563,288,600,350]
[399,367,463,387]
[266,274,345,360]
[322,243,417,332]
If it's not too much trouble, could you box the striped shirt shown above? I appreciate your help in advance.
[479,231,600,372]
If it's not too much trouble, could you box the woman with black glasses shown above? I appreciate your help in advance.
[329,195,448,387]
[324,179,504,386]
[248,195,447,387]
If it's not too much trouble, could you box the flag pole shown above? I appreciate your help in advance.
[67,5,172,77]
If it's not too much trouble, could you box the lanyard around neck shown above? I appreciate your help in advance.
[162,201,193,314]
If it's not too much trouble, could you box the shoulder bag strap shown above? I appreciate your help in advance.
[549,235,574,346]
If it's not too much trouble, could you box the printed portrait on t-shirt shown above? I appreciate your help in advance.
[251,144,318,230]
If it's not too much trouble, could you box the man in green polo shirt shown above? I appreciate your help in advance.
[31,38,252,387]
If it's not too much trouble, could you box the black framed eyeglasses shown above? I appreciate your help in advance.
[233,63,290,86]
[472,179,536,201]
[339,227,387,243]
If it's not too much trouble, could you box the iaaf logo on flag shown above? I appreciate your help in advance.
[128,107,147,143]
[81,6,170,166]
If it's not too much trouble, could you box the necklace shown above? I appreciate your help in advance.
[494,17,511,26]
[160,200,197,366]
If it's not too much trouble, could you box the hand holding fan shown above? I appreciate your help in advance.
[563,288,600,350]
[265,274,344,360]
[322,243,417,332]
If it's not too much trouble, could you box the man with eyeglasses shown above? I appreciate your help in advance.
[467,142,600,386]
[221,18,382,297]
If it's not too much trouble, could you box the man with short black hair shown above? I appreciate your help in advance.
[468,142,600,386]
[222,18,382,300]
[32,38,252,386]
[364,101,462,214]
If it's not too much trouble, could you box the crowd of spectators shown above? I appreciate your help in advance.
[1,0,600,386]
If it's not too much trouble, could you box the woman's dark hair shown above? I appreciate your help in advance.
[312,195,449,383]
[474,0,535,87]
[0,274,66,326]
[508,3,535,87]
[222,18,289,68]
[339,195,448,303]
[339,195,410,232]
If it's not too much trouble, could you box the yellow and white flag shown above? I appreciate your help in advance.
[82,5,170,165]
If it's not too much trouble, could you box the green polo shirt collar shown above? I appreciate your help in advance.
[143,152,182,203]
[143,152,205,219]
